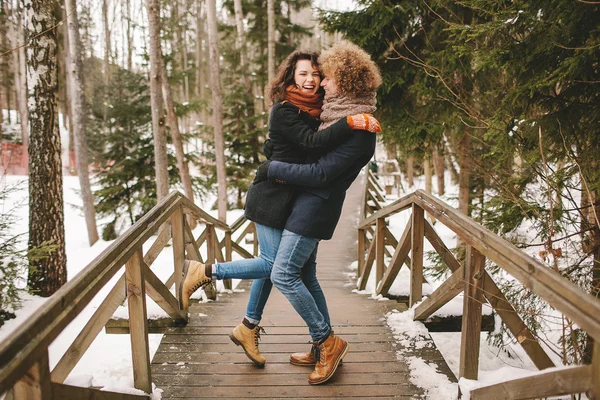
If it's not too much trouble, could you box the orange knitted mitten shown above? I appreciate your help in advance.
[346,113,381,133]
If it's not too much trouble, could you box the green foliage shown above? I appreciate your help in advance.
[321,0,600,364]
[0,181,55,323]
[88,68,180,236]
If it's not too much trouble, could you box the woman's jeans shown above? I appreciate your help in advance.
[213,224,331,341]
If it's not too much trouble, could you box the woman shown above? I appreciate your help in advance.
[178,49,379,367]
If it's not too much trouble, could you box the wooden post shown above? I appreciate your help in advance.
[12,350,52,400]
[410,204,424,306]
[459,246,485,381]
[592,341,600,400]
[207,225,216,264]
[375,218,386,285]
[171,207,185,302]
[125,248,152,394]
[358,228,366,278]
[224,231,233,290]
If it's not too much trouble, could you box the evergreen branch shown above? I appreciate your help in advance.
[557,119,600,232]
[552,41,600,51]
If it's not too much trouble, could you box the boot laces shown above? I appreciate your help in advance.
[313,342,324,364]
[253,326,266,347]
[191,279,211,292]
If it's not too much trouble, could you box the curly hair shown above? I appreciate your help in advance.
[268,50,323,103]
[319,41,382,98]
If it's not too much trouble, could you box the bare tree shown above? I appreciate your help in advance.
[23,0,67,296]
[146,0,170,200]
[267,0,275,82]
[458,131,471,217]
[433,148,445,195]
[65,0,99,246]
[160,62,195,208]
[126,0,133,71]
[406,155,414,187]
[102,0,111,125]
[206,0,227,221]
[9,4,29,166]
[233,0,246,68]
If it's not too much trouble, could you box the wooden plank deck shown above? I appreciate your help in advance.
[151,175,455,398]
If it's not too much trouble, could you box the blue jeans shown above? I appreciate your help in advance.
[213,225,330,334]
[271,230,331,342]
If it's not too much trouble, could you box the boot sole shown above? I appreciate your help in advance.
[290,359,343,367]
[178,260,191,310]
[308,342,349,385]
[289,359,316,367]
[229,333,265,368]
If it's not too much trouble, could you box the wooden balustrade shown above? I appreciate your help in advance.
[358,169,600,398]
[0,191,256,399]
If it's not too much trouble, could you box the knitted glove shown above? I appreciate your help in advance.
[263,139,274,160]
[254,161,272,183]
[346,113,381,133]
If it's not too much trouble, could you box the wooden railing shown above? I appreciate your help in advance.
[358,180,600,398]
[0,191,254,399]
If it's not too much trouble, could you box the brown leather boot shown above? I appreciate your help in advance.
[229,323,266,368]
[178,260,212,310]
[308,333,349,385]
[290,344,318,366]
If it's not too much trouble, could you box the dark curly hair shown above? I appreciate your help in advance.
[268,50,323,103]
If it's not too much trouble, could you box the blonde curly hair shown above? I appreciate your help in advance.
[319,41,382,98]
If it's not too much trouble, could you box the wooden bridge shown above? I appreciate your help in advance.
[0,171,599,399]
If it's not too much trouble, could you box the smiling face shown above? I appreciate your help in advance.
[320,71,339,96]
[293,59,322,95]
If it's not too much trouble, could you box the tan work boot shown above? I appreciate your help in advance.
[178,260,212,310]
[308,333,349,385]
[229,323,266,368]
[290,344,318,366]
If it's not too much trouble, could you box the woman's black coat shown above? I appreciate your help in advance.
[244,101,352,229]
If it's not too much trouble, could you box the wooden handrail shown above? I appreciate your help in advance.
[357,180,600,398]
[0,191,254,398]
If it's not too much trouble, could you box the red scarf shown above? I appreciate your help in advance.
[284,86,323,118]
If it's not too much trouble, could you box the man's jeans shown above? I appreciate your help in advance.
[213,225,330,340]
[271,230,331,342]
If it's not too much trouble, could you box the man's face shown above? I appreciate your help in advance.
[321,71,339,96]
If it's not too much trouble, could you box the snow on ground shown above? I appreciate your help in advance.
[350,159,580,399]
[0,174,251,398]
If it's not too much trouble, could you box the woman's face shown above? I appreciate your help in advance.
[294,59,321,95]
[321,71,339,96]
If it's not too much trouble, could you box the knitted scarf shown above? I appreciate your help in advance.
[284,86,323,118]
[318,92,377,131]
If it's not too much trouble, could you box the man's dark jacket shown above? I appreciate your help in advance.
[244,101,352,229]
[266,130,376,240]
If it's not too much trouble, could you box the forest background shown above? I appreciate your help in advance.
[0,0,599,375]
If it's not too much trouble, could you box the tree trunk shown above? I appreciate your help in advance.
[160,59,196,208]
[267,0,275,82]
[65,0,99,246]
[458,131,471,216]
[406,155,414,187]
[23,0,67,296]
[126,0,133,71]
[433,148,445,195]
[146,0,170,200]
[12,5,29,163]
[424,156,432,195]
[233,0,246,68]
[206,0,227,221]
[102,0,110,125]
